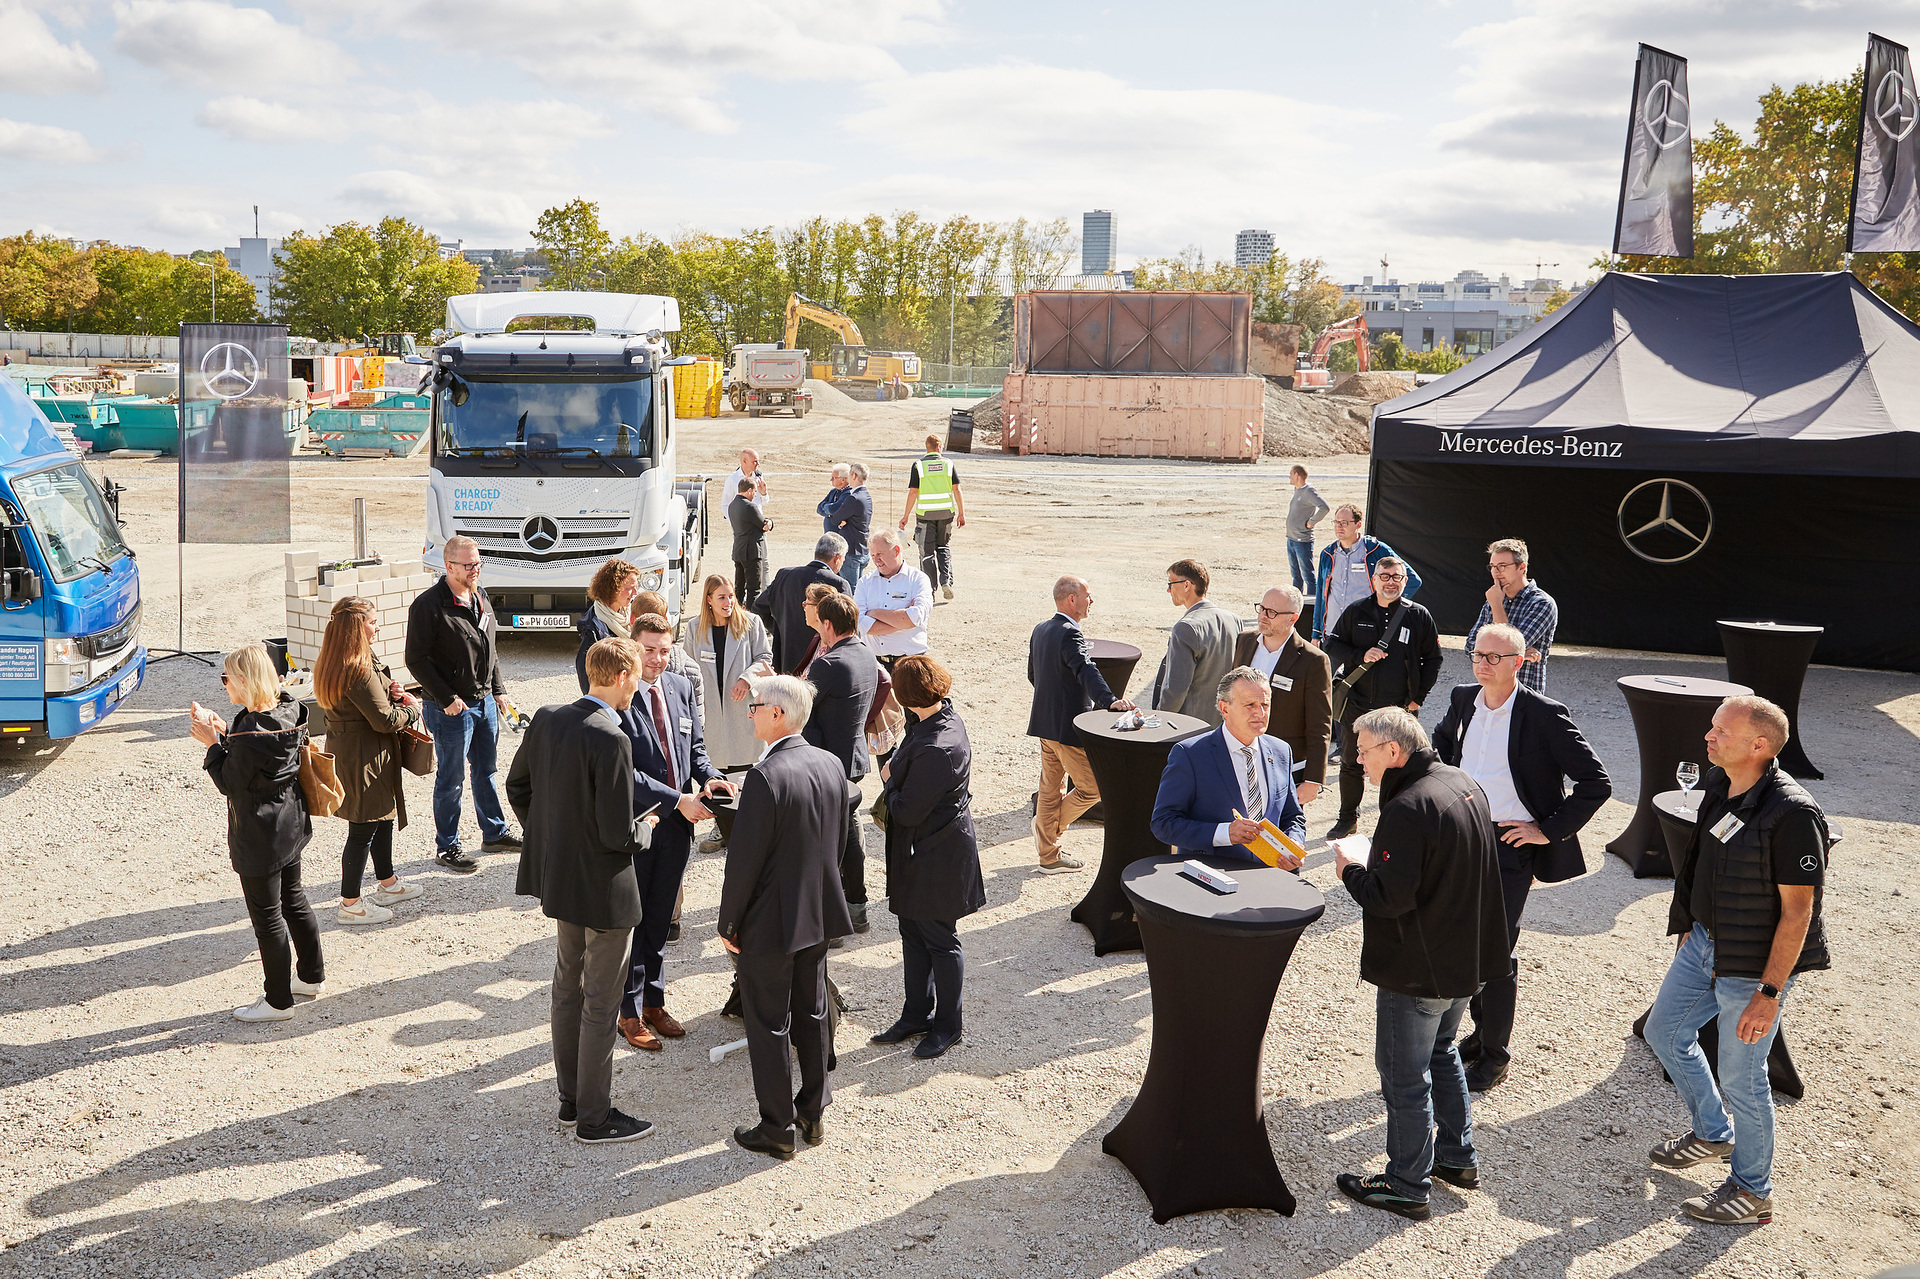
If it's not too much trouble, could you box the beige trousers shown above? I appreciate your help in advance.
[1034,739,1100,861]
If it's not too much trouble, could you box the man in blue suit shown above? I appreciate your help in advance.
[617,612,733,1051]
[1152,667,1307,866]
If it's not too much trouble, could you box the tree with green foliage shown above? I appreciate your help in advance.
[0,233,258,332]
[1132,249,1357,341]
[276,218,478,341]
[533,199,613,292]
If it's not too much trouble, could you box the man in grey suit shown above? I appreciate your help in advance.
[728,478,770,610]
[1151,558,1240,727]
[507,637,661,1145]
[719,675,855,1160]
[800,592,879,934]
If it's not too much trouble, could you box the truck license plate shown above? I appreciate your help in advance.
[512,614,571,629]
[118,669,139,700]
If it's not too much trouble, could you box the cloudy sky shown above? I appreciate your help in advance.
[2,0,1915,284]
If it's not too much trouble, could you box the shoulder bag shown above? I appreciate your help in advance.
[399,723,436,776]
[300,737,345,817]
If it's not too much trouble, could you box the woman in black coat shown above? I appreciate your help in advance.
[871,655,985,1059]
[190,642,323,1023]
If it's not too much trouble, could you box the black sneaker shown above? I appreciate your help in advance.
[480,832,523,852]
[666,921,682,943]
[575,1108,654,1145]
[1326,819,1358,841]
[1335,1172,1430,1220]
[1432,1163,1480,1191]
[1465,1060,1508,1093]
[1649,1130,1735,1169]
[558,1101,577,1127]
[435,849,480,874]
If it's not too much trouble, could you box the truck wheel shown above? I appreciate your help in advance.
[794,403,809,418]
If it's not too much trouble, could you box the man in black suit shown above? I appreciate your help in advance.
[506,637,660,1145]
[1026,575,1133,874]
[728,478,770,609]
[754,533,853,673]
[1432,622,1611,1092]
[719,675,855,1160]
[800,592,879,935]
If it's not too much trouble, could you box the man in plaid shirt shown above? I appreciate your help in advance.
[1466,539,1558,693]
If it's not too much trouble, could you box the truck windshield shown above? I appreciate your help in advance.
[14,462,130,583]
[438,378,653,459]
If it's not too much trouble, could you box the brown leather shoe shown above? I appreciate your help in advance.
[618,1015,661,1052]
[642,1006,685,1039]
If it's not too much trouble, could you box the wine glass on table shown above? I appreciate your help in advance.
[1676,761,1701,814]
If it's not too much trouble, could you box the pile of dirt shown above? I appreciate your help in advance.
[966,391,1003,446]
[804,378,860,410]
[1330,370,1416,402]
[1261,382,1373,457]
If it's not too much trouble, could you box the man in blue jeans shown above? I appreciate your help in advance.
[1284,464,1328,594]
[1332,707,1509,1220]
[1645,695,1828,1226]
[407,535,521,872]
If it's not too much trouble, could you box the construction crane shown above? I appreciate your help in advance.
[781,292,922,400]
[1294,315,1371,388]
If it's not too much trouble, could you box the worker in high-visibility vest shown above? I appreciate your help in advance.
[897,433,966,600]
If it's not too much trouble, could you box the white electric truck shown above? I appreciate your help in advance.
[422,291,708,631]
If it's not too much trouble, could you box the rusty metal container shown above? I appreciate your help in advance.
[999,373,1264,461]
[1012,291,1251,376]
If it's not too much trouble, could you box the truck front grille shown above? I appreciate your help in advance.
[453,516,629,564]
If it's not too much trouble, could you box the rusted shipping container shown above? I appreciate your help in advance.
[1000,373,1265,461]
[1012,291,1251,376]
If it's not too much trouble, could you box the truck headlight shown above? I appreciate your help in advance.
[640,567,664,591]
[47,638,80,664]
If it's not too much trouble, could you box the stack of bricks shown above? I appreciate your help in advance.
[284,550,436,685]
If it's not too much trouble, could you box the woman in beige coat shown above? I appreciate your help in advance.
[315,595,424,925]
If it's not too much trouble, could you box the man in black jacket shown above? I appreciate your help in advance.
[754,533,852,673]
[1332,707,1507,1221]
[506,638,659,1145]
[719,675,855,1160]
[1431,622,1611,1092]
[1321,556,1442,841]
[1643,696,1828,1227]
[1026,575,1133,874]
[408,535,520,872]
[801,593,879,933]
[728,478,770,609]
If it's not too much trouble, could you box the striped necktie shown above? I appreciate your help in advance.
[1242,744,1263,819]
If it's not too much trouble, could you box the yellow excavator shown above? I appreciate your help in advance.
[781,292,922,400]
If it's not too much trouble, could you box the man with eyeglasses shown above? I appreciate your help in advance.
[1150,558,1239,727]
[408,534,520,872]
[1321,556,1442,840]
[1232,585,1332,804]
[1465,538,1557,693]
[1313,504,1421,644]
[1432,623,1611,1092]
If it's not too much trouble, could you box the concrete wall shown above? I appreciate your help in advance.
[0,331,179,361]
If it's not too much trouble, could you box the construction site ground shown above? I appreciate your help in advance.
[3,390,1916,1278]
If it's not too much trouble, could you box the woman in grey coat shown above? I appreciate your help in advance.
[683,572,773,771]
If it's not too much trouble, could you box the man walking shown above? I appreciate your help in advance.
[1027,575,1134,875]
[1332,707,1508,1220]
[408,534,520,872]
[1151,558,1239,727]
[1234,585,1332,803]
[818,463,873,582]
[506,637,660,1145]
[854,530,932,663]
[1314,505,1422,643]
[1432,622,1611,1092]
[719,676,854,1160]
[898,433,964,600]
[1644,696,1829,1226]
[1320,557,1442,839]
[1285,465,1330,595]
[1465,538,1559,693]
[754,534,851,673]
[729,478,770,610]
[802,593,879,934]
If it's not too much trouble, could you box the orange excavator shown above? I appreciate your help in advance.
[1294,315,1369,389]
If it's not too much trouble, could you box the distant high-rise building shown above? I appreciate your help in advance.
[222,237,283,316]
[1235,229,1275,269]
[1082,210,1116,275]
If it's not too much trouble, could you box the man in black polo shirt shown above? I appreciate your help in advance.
[1644,695,1828,1227]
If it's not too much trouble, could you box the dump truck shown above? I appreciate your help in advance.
[727,345,812,417]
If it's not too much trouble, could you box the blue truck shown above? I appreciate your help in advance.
[0,376,145,740]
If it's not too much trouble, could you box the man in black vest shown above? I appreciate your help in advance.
[1644,695,1829,1227]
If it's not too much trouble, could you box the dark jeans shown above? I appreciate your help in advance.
[1464,852,1534,1069]
[238,861,324,1010]
[422,698,509,852]
[1287,537,1316,593]
[914,516,954,586]
[1336,715,1366,822]
[340,819,394,899]
[1375,986,1477,1201]
[623,830,692,1016]
[738,941,833,1136]
[735,557,765,610]
[840,789,867,906]
[898,917,963,1033]
[553,922,631,1131]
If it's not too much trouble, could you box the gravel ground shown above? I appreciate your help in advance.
[2,399,1917,1278]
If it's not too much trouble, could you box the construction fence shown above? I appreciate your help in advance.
[0,331,181,362]
[917,363,1009,389]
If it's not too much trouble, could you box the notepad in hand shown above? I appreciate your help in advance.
[1244,818,1309,869]
[1329,834,1373,867]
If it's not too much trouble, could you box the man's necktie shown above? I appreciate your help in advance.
[650,685,676,787]
[1243,744,1263,819]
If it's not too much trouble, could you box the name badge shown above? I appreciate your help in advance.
[1274,675,1294,692]
[699,648,717,662]
[678,716,693,733]
[1709,813,1744,841]
[1399,627,1411,644]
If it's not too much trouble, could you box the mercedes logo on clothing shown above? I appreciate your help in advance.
[1617,479,1712,564]
[199,342,261,400]
[521,515,560,552]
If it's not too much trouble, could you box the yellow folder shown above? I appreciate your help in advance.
[1236,810,1308,868]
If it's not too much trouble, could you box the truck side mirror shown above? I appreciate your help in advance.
[1,567,39,604]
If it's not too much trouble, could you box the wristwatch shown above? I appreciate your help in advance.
[1757,983,1781,1000]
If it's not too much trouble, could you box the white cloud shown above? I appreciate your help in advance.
[0,118,109,163]
[197,95,341,142]
[113,0,353,91]
[0,2,105,94]
[337,168,545,240]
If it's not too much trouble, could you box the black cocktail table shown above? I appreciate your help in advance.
[1606,675,1751,878]
[1717,620,1825,780]
[1103,853,1326,1222]
[1088,639,1143,703]
[1068,709,1209,954]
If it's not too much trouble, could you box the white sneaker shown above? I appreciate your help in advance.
[371,879,423,906]
[942,585,955,600]
[289,976,325,1000]
[234,997,294,1022]
[336,900,394,925]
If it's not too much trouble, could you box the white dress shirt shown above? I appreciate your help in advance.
[726,468,768,517]
[854,565,933,656]
[635,675,676,785]
[757,730,803,761]
[1212,725,1267,846]
[1460,688,1530,823]
[1249,635,1285,681]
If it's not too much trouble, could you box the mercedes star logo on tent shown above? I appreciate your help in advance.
[521,515,560,552]
[1618,479,1713,563]
[199,341,261,400]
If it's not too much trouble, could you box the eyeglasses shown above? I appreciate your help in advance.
[1332,518,1358,527]
[1254,605,1295,620]
[1352,740,1384,759]
[1374,573,1406,583]
[1488,560,1521,570]
[447,561,482,571]
[1165,579,1190,591]
[219,673,230,685]
[1470,651,1520,665]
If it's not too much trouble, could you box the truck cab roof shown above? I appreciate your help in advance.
[444,291,681,337]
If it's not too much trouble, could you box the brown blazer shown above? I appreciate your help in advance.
[321,660,419,827]
[1233,630,1333,786]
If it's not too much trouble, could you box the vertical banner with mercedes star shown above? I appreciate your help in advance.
[1850,33,1920,252]
[1613,43,1694,258]
[177,323,293,545]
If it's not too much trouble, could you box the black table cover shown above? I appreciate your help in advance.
[1103,854,1326,1222]
[1717,620,1825,780]
[1088,638,1143,703]
[1068,709,1209,954]
[1606,675,1751,878]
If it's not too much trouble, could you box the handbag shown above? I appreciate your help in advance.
[1330,599,1409,722]
[299,739,345,818]
[399,724,435,776]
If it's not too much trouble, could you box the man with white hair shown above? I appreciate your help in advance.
[753,533,852,674]
[817,461,873,582]
[854,529,932,662]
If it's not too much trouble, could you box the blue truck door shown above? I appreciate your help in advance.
[0,529,46,726]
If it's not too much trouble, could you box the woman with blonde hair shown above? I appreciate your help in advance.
[189,643,324,1022]
[315,595,424,925]
[683,573,773,773]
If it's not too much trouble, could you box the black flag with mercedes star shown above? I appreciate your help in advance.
[178,322,292,544]
[1850,33,1920,252]
[1613,44,1694,258]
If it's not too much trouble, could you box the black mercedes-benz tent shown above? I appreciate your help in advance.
[1367,270,1920,672]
